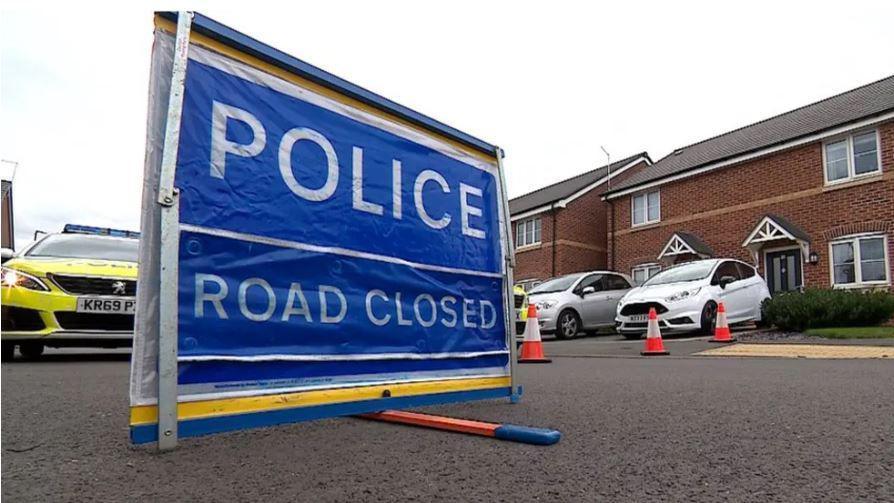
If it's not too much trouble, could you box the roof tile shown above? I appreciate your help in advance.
[509,152,650,214]
[606,75,894,194]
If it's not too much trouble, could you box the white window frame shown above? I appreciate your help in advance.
[822,129,882,186]
[515,216,542,249]
[631,190,660,227]
[827,233,890,288]
[632,263,662,285]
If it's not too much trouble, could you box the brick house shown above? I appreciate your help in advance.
[509,152,651,290]
[602,75,894,293]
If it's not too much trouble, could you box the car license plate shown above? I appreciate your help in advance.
[628,314,648,322]
[77,297,136,314]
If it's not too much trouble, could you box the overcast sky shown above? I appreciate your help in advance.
[2,0,892,248]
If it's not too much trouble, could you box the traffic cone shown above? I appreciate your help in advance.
[640,307,669,356]
[709,301,736,343]
[519,304,551,363]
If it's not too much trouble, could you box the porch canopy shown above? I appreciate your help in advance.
[742,214,811,263]
[658,232,714,263]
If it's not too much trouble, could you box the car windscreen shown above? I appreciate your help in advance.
[643,261,715,286]
[529,274,583,294]
[26,234,139,262]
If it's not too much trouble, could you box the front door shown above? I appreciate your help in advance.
[765,248,802,295]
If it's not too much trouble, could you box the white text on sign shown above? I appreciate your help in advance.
[194,273,498,329]
[209,101,488,239]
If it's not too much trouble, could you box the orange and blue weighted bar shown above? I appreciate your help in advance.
[358,410,561,445]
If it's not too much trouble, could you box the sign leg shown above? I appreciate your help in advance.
[157,193,180,450]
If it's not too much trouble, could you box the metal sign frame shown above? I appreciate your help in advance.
[135,11,519,450]
[496,148,520,404]
[155,11,192,451]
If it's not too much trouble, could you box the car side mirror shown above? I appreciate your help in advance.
[0,248,13,264]
[719,275,736,289]
[581,286,596,296]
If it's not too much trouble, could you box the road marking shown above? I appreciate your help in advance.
[696,343,893,359]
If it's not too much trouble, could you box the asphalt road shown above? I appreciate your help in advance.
[3,340,893,502]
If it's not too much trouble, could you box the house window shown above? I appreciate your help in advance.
[824,130,881,184]
[515,217,542,248]
[632,190,660,226]
[632,263,661,285]
[830,234,889,287]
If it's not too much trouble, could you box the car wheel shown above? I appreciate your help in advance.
[699,301,718,335]
[19,342,44,361]
[556,310,580,339]
[1,342,14,362]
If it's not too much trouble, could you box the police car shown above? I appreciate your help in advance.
[514,285,528,336]
[1,225,139,360]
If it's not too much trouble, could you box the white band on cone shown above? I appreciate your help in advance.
[716,310,728,328]
[523,317,542,342]
[646,317,661,339]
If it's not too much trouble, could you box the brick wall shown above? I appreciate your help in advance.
[609,120,894,289]
[513,161,648,283]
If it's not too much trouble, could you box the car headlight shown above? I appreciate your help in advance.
[535,300,558,311]
[665,287,701,303]
[1,267,50,291]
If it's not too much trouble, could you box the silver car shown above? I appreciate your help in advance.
[527,271,634,339]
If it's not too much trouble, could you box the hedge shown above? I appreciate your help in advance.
[762,288,894,332]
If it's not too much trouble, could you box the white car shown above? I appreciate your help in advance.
[527,271,634,339]
[615,258,770,339]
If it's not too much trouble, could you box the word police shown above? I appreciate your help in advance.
[195,273,498,329]
[211,101,487,239]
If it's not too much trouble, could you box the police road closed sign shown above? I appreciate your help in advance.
[129,12,516,446]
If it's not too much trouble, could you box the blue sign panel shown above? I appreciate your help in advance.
[176,228,508,391]
[176,60,502,274]
[172,43,508,392]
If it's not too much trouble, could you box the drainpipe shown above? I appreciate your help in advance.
[608,199,615,270]
[600,146,615,270]
[551,203,558,277]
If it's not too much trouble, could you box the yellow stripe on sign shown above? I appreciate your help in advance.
[130,376,511,425]
[153,15,498,166]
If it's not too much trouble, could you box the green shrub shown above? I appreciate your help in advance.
[762,288,894,332]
